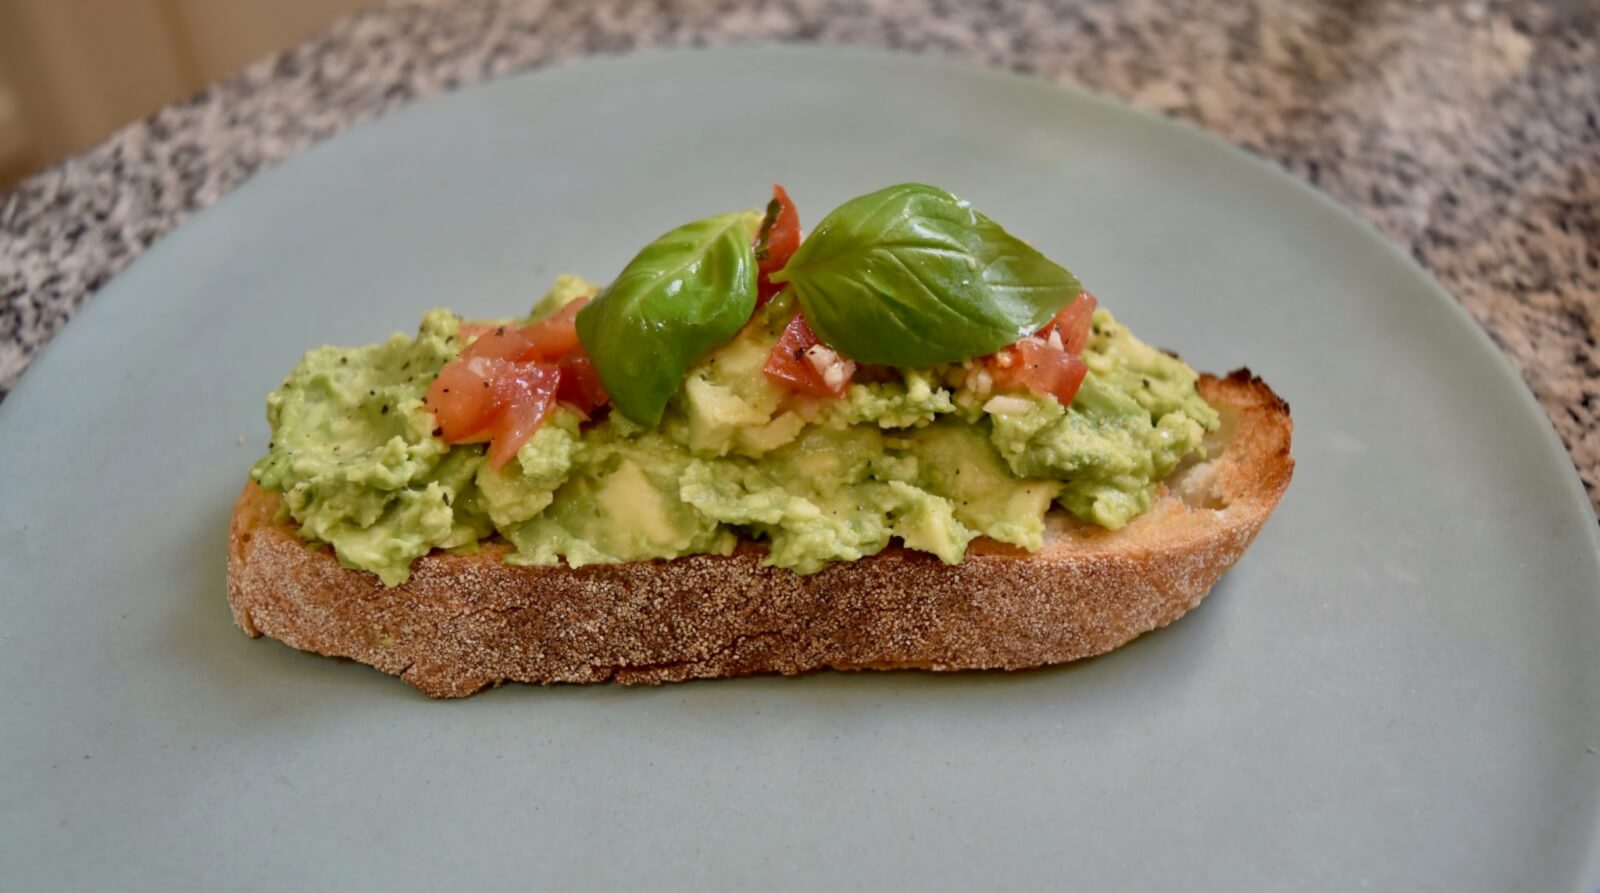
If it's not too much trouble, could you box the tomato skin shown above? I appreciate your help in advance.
[555,349,609,414]
[458,297,589,365]
[461,326,537,362]
[429,296,605,461]
[427,357,562,463]
[755,184,801,307]
[763,313,852,397]
[983,290,1097,408]
[424,357,502,441]
[458,322,498,341]
[989,338,1089,408]
[522,297,586,361]
[485,363,560,470]
[1043,291,1097,355]
[1056,353,1090,407]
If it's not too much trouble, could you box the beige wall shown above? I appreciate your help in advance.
[0,0,374,191]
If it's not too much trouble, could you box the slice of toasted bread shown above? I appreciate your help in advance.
[227,371,1292,697]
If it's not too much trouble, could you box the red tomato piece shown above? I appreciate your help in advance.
[423,357,502,441]
[458,322,498,341]
[1043,291,1098,355]
[461,325,538,363]
[555,349,609,414]
[763,312,853,398]
[1059,355,1090,407]
[755,184,801,307]
[429,299,605,464]
[991,338,1089,408]
[485,362,560,470]
[522,297,587,361]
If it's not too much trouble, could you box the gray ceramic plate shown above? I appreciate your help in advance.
[3,46,1598,891]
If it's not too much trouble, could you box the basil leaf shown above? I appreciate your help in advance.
[576,212,757,426]
[771,183,1081,366]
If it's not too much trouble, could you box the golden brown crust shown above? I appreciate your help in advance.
[227,372,1293,697]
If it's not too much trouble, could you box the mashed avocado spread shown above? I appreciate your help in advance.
[250,186,1219,585]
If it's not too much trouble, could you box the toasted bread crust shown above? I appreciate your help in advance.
[227,372,1293,697]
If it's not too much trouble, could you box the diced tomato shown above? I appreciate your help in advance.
[754,184,801,307]
[424,357,502,441]
[990,338,1089,408]
[764,312,853,398]
[432,297,611,464]
[485,363,560,470]
[983,290,1096,407]
[426,354,565,466]
[461,325,538,362]
[1041,291,1097,355]
[555,349,609,415]
[458,322,499,341]
[431,297,606,461]
[523,297,587,361]
[457,296,589,365]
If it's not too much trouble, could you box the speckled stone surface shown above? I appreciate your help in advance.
[1,0,1596,513]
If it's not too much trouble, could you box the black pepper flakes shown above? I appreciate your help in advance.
[381,405,390,415]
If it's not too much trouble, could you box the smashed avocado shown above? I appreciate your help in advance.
[251,277,1218,585]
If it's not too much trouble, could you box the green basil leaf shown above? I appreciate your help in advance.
[771,183,1081,366]
[576,212,757,426]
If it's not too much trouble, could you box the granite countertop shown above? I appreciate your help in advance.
[1,0,1595,513]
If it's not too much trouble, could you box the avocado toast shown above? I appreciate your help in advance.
[230,184,1293,696]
